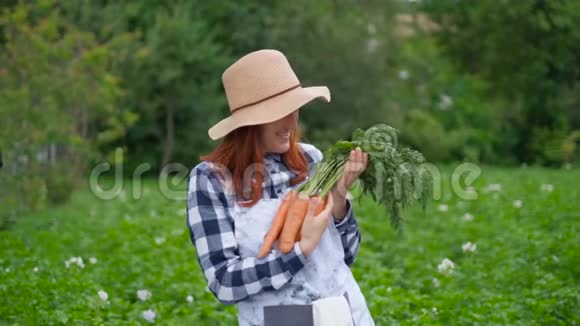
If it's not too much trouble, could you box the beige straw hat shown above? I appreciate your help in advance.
[208,49,331,140]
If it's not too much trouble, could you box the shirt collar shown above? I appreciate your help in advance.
[264,152,282,166]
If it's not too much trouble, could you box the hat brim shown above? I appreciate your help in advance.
[208,86,331,140]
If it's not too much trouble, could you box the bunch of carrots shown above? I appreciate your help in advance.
[257,124,432,258]
[257,162,339,258]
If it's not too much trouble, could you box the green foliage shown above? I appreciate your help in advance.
[400,110,450,161]
[352,125,431,229]
[299,124,431,229]
[61,1,232,172]
[45,163,76,205]
[0,1,132,221]
[67,0,407,169]
[421,0,580,163]
[1,168,579,324]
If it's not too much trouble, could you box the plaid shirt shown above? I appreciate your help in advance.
[186,143,361,304]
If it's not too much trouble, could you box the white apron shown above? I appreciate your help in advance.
[232,188,375,326]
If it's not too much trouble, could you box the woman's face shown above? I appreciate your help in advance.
[260,111,299,154]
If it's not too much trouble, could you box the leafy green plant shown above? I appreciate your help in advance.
[298,124,432,229]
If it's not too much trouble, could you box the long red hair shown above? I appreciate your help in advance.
[200,126,309,207]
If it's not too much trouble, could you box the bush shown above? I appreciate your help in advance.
[400,110,451,161]
[45,166,76,205]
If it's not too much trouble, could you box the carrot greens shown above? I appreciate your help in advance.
[297,124,431,229]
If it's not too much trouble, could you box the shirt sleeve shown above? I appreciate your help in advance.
[186,163,309,305]
[333,199,361,266]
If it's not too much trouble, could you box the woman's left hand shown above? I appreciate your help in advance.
[331,147,368,219]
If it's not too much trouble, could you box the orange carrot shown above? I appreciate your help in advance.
[314,195,327,215]
[257,191,296,258]
[278,193,310,253]
[294,195,326,242]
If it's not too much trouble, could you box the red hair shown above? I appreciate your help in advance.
[200,126,309,207]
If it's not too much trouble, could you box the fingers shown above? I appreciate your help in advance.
[363,151,368,168]
[350,147,366,164]
[312,194,333,219]
[348,147,368,175]
[324,193,334,213]
[320,196,334,227]
[307,197,320,217]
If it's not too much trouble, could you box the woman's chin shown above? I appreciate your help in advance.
[271,142,290,154]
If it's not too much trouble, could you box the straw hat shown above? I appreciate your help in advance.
[208,49,331,140]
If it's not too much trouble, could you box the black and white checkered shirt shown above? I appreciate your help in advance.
[186,143,361,304]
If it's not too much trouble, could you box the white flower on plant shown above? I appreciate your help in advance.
[432,277,441,287]
[367,38,379,52]
[186,295,194,303]
[33,267,39,272]
[513,200,523,208]
[462,213,474,222]
[437,204,448,212]
[437,258,455,275]
[137,289,152,302]
[432,307,438,315]
[462,241,477,253]
[387,287,392,293]
[142,310,156,323]
[541,184,554,192]
[398,69,410,80]
[438,94,453,110]
[484,183,502,193]
[154,237,166,245]
[98,290,109,302]
[65,256,85,269]
[89,257,98,264]
[464,186,478,199]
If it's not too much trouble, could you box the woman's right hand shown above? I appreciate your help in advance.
[299,195,334,257]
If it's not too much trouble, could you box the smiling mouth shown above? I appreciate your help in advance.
[276,132,290,140]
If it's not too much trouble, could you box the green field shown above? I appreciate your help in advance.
[1,166,579,325]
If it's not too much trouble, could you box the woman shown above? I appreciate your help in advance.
[186,49,375,325]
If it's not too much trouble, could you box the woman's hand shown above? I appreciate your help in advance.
[299,195,334,257]
[331,147,368,219]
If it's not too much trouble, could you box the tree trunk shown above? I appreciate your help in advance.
[161,97,174,172]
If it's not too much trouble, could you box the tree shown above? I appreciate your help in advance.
[0,1,131,224]
[421,0,580,163]
[62,1,231,172]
